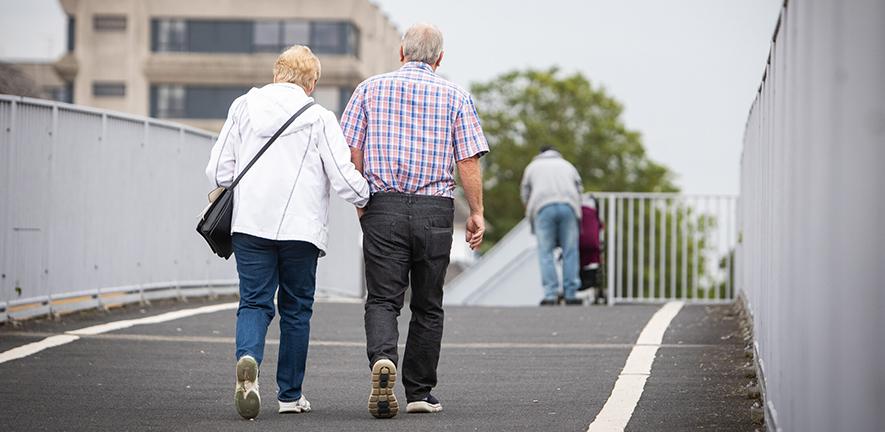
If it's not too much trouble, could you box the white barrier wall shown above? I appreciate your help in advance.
[0,96,364,322]
[737,1,885,431]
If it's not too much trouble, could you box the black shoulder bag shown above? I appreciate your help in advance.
[197,102,315,259]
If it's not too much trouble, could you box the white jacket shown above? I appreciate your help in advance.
[206,83,370,255]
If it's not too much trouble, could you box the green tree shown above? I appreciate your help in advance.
[470,68,678,246]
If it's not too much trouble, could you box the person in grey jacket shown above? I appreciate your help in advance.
[520,146,583,305]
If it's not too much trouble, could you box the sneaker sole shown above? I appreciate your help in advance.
[235,357,260,419]
[368,359,398,418]
[406,400,443,413]
[279,405,310,414]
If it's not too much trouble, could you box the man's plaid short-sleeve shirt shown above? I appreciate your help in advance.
[341,62,489,198]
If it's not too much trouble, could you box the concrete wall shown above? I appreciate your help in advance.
[737,1,885,430]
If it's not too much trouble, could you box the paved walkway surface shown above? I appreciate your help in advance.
[0,298,756,431]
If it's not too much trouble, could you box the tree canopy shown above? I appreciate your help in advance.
[470,68,679,246]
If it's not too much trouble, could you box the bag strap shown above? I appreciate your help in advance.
[228,101,316,190]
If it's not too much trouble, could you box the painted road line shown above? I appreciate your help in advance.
[67,302,237,336]
[0,335,81,364]
[0,296,366,364]
[0,302,238,365]
[587,301,685,432]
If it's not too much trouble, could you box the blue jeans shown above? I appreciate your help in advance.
[232,233,319,402]
[534,203,581,300]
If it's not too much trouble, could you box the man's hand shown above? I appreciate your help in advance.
[466,213,485,250]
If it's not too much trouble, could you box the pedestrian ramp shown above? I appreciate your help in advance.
[444,219,545,306]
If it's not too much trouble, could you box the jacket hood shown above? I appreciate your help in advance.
[245,83,314,137]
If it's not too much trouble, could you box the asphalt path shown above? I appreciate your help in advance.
[0,298,755,431]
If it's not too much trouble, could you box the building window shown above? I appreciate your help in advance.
[283,21,310,47]
[93,15,127,32]
[64,82,74,103]
[67,16,75,52]
[253,21,281,53]
[152,19,186,52]
[44,85,73,104]
[149,85,354,119]
[187,20,253,53]
[311,22,358,55]
[150,85,185,118]
[339,87,356,110]
[93,82,126,97]
[150,85,250,119]
[150,19,359,56]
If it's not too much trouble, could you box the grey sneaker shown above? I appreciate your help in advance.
[406,394,442,413]
[278,395,311,414]
[368,358,399,418]
[235,355,260,419]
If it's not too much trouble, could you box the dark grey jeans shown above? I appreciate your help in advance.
[360,192,454,402]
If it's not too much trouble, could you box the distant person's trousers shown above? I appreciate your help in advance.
[232,233,319,403]
[534,203,581,300]
[361,192,454,402]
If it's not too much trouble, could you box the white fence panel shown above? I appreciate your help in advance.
[737,1,885,430]
[445,193,737,306]
[0,96,366,322]
[600,193,737,304]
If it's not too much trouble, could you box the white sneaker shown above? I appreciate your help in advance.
[406,394,443,413]
[235,355,260,419]
[279,395,312,413]
[368,358,399,418]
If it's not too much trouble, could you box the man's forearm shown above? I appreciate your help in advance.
[351,147,366,217]
[457,156,483,214]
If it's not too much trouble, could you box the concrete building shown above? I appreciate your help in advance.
[48,0,402,131]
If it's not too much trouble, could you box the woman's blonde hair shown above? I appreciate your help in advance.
[273,45,321,90]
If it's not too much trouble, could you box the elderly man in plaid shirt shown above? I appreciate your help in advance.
[341,23,489,419]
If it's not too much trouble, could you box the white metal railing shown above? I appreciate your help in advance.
[444,192,737,306]
[0,95,239,322]
[0,95,365,322]
[597,193,737,304]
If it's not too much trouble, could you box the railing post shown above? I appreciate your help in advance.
[648,198,658,300]
[2,100,16,314]
[626,197,633,302]
[606,195,616,306]
[638,198,645,301]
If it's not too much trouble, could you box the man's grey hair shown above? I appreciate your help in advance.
[401,23,444,65]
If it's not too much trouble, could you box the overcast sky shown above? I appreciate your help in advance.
[0,0,781,195]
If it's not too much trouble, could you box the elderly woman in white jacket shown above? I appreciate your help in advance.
[206,45,369,420]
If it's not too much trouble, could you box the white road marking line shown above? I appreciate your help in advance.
[587,301,685,432]
[68,303,237,336]
[0,302,238,365]
[0,335,80,364]
[0,296,370,364]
